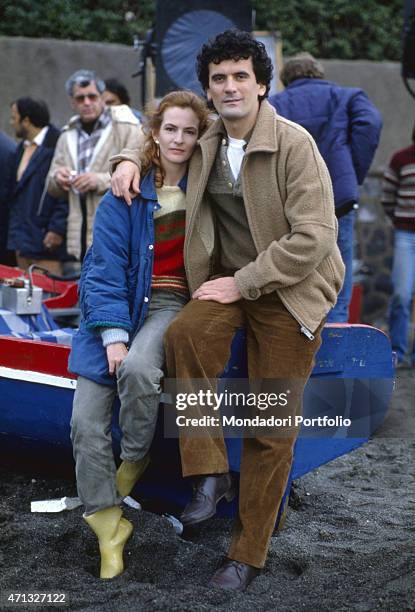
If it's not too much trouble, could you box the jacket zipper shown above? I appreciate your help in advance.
[278,293,315,341]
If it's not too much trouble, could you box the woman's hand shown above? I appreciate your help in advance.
[111,161,141,205]
[106,342,128,375]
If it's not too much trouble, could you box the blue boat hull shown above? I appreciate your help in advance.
[0,324,395,519]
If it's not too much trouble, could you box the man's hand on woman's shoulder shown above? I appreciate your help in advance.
[111,161,141,205]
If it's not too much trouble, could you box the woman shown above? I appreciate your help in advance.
[68,91,210,579]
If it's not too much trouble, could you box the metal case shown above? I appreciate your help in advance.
[2,283,43,315]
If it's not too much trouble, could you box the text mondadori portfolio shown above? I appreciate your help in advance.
[175,415,352,428]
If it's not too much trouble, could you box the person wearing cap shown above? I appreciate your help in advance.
[48,69,143,272]
[269,53,382,321]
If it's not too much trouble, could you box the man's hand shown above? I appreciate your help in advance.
[43,231,63,251]
[72,172,98,193]
[106,342,128,375]
[192,277,242,303]
[54,166,72,191]
[111,160,141,205]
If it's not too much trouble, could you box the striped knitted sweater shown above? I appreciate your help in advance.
[152,184,187,293]
[382,144,415,231]
[100,183,187,348]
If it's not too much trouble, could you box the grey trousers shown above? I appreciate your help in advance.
[71,290,188,515]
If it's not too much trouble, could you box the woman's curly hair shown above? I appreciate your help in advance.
[141,90,211,188]
[196,30,273,100]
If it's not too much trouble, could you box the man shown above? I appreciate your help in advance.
[382,125,415,368]
[48,69,143,270]
[111,30,344,591]
[8,98,67,274]
[269,53,382,322]
[0,131,16,264]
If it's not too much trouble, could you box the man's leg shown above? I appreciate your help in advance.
[388,230,415,364]
[164,298,244,477]
[15,253,62,275]
[228,294,323,568]
[71,376,119,515]
[327,211,355,323]
[33,258,63,275]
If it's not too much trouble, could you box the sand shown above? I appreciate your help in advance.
[0,369,414,611]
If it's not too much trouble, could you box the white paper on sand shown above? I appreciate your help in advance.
[31,496,82,513]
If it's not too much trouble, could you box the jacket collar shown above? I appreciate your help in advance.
[198,100,278,155]
[287,78,331,89]
[139,167,188,201]
[13,141,50,193]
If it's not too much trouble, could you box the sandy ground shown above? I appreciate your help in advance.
[0,369,414,611]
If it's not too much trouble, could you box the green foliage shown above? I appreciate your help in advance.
[0,0,155,43]
[253,0,404,61]
[0,0,405,61]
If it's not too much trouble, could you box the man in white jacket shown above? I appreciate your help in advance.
[48,69,142,270]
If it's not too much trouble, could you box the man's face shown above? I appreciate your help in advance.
[206,58,266,124]
[10,103,26,139]
[71,81,104,123]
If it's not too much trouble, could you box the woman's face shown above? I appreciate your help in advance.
[153,106,199,168]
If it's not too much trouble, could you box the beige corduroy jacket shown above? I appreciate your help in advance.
[48,105,143,261]
[111,101,345,334]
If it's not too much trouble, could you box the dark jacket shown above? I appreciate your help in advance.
[7,125,68,259]
[269,79,382,216]
[69,171,187,386]
[0,132,16,262]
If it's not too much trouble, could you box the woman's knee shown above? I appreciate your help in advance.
[118,352,163,393]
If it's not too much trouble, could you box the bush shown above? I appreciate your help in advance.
[253,0,403,61]
[0,0,404,61]
[0,0,154,43]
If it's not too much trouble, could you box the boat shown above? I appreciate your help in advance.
[0,315,395,524]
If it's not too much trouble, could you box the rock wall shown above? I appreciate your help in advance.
[0,36,143,133]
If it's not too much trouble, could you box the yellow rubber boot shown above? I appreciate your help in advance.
[116,454,150,498]
[84,506,133,579]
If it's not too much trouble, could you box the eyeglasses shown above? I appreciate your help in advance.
[73,93,99,102]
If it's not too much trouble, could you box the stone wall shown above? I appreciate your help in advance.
[0,37,143,133]
[1,38,414,170]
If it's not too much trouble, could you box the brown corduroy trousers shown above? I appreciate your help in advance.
[164,293,323,568]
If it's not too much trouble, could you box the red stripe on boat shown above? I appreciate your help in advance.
[0,337,75,379]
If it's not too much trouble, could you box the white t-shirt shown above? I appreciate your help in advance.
[227,136,246,180]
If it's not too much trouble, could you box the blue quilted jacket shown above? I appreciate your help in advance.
[69,170,186,386]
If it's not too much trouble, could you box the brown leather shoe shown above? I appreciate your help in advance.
[209,559,260,591]
[180,473,236,526]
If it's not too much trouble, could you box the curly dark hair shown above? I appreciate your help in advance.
[196,30,273,100]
